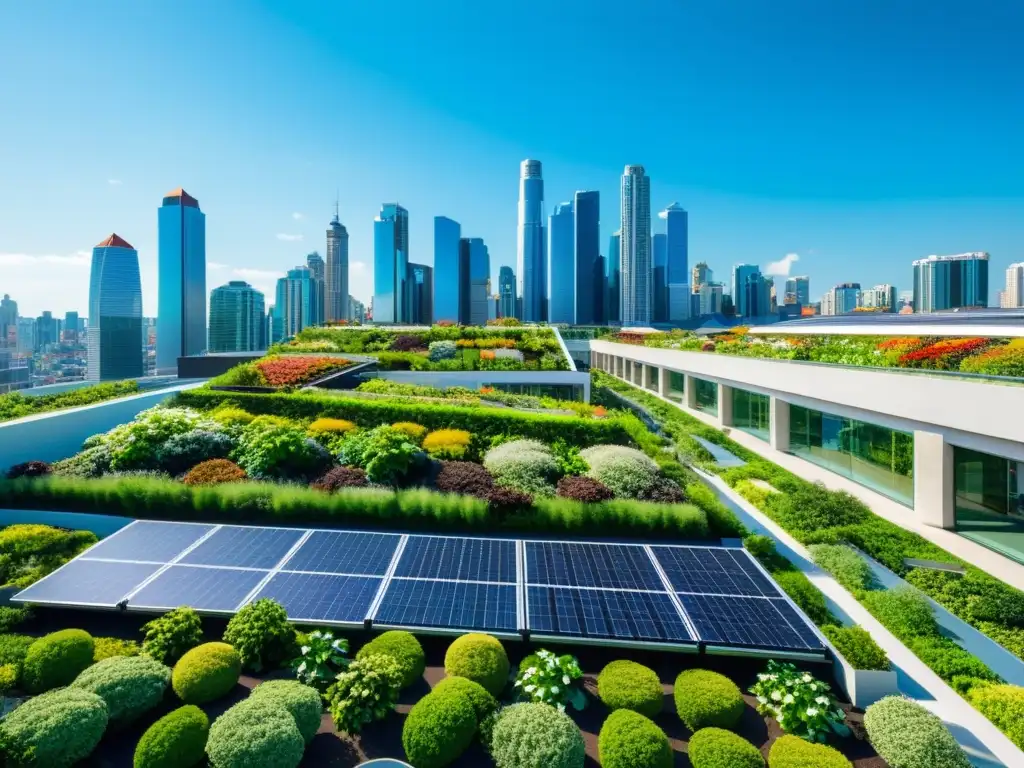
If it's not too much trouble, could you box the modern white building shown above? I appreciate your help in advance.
[619,165,651,326]
[859,284,898,312]
[1001,263,1024,309]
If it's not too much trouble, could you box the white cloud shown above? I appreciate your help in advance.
[276,233,303,242]
[292,212,304,220]
[0,251,91,268]
[350,260,366,275]
[764,253,800,277]
[234,268,283,280]
[107,179,122,186]
[207,261,228,269]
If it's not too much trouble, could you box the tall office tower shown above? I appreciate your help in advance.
[349,297,366,324]
[373,203,410,324]
[784,275,810,306]
[660,203,690,323]
[1000,263,1024,308]
[325,205,349,323]
[433,216,462,323]
[488,293,499,322]
[743,275,773,318]
[0,294,17,346]
[34,311,59,351]
[87,234,143,381]
[63,311,79,344]
[516,159,546,321]
[275,266,319,338]
[498,266,516,319]
[547,201,575,324]
[306,251,325,326]
[409,263,433,325]
[458,239,472,323]
[606,231,621,323]
[692,262,712,294]
[821,283,862,315]
[912,252,989,313]
[699,282,725,315]
[574,190,601,325]
[15,318,34,355]
[860,284,898,313]
[156,188,206,373]
[731,264,760,318]
[209,281,266,352]
[466,238,491,326]
[620,165,652,326]
[652,234,668,323]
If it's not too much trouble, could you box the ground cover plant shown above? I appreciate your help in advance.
[0,523,97,589]
[0,379,140,423]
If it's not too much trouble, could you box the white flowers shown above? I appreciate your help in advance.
[771,690,783,701]
[300,646,311,655]
[802,673,812,683]
[806,707,819,717]
[783,693,794,705]
[816,696,830,706]
[562,674,571,685]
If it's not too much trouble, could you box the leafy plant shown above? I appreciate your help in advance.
[133,705,210,768]
[822,625,889,671]
[205,697,304,768]
[222,599,296,672]
[50,444,113,478]
[580,444,660,499]
[249,679,323,744]
[435,460,494,496]
[445,633,510,696]
[311,465,368,490]
[551,439,588,476]
[422,428,473,459]
[809,544,877,593]
[555,475,614,502]
[0,524,97,589]
[0,379,138,423]
[325,653,403,734]
[5,461,51,480]
[484,439,559,497]
[157,430,234,476]
[21,628,95,694]
[749,661,847,743]
[234,421,333,481]
[0,687,108,768]
[142,606,204,664]
[104,407,219,471]
[768,735,852,768]
[864,696,970,768]
[969,684,1024,750]
[514,649,585,711]
[489,702,585,768]
[355,630,425,689]
[402,685,478,768]
[92,636,140,662]
[291,629,348,689]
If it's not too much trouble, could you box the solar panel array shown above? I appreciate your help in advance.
[13,520,827,658]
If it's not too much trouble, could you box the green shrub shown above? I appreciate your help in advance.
[234,421,332,481]
[172,642,242,704]
[223,598,296,672]
[969,684,1024,750]
[71,654,171,723]
[598,710,672,768]
[0,380,139,423]
[822,625,889,671]
[0,687,109,767]
[0,523,97,588]
[0,633,34,667]
[104,406,219,471]
[490,703,586,768]
[674,669,745,731]
[768,735,851,768]
[597,660,664,717]
[21,628,95,693]
[402,687,478,768]
[134,705,210,768]
[904,635,999,685]
[355,630,425,688]
[157,430,234,475]
[250,679,323,745]
[444,633,510,696]
[142,606,204,664]
[206,697,305,768]
[51,444,113,478]
[0,663,17,695]
[863,587,938,639]
[809,544,876,592]
[581,445,660,499]
[93,636,141,661]
[484,439,559,497]
[687,727,764,768]
[0,606,31,633]
[864,696,970,768]
[325,653,403,734]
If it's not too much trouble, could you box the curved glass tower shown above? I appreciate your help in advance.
[516,159,545,321]
[156,188,206,374]
[88,234,143,381]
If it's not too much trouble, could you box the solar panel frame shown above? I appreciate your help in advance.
[77,520,217,564]
[127,565,271,614]
[250,572,383,626]
[10,559,164,608]
[374,579,520,636]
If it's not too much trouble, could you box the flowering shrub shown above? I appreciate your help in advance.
[960,340,1024,376]
[428,340,458,361]
[181,459,247,486]
[580,445,660,499]
[484,439,559,497]
[435,460,494,497]
[311,465,368,491]
[749,660,847,742]
[556,475,614,502]
[254,355,350,387]
[422,428,473,459]
[898,337,992,370]
[306,418,357,450]
[5,461,51,480]
[480,349,497,360]
[514,650,585,711]
[103,407,218,471]
[291,629,348,690]
[326,653,403,734]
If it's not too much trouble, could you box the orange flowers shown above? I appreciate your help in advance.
[255,356,351,387]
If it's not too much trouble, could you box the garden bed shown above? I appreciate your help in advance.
[0,380,141,423]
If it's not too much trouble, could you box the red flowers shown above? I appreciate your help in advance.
[255,356,351,387]
[877,337,922,352]
[898,338,992,369]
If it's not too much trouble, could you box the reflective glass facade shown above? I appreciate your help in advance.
[373,204,409,324]
[548,202,575,324]
[789,405,914,506]
[954,447,1024,562]
[574,190,601,325]
[433,217,461,323]
[517,159,546,321]
[157,190,206,373]
[732,388,770,441]
[668,371,685,401]
[645,364,659,392]
[88,241,143,381]
[692,376,718,416]
[606,231,621,324]
[663,203,690,322]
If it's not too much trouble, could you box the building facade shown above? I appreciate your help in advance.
[652,234,668,323]
[744,274,774,318]
[209,281,266,352]
[0,294,17,347]
[517,159,546,321]
[692,262,712,295]
[409,263,433,325]
[467,239,490,326]
[699,282,725,316]
[305,251,325,327]
[606,231,621,324]
[373,203,410,324]
[620,165,651,326]
[275,266,319,339]
[156,188,206,374]
[548,201,575,324]
[661,203,689,323]
[731,264,760,318]
[498,266,516,319]
[87,234,143,381]
[860,284,898,313]
[784,276,810,307]
[1001,263,1024,309]
[574,190,601,325]
[433,216,462,324]
[913,252,989,313]
[325,208,349,323]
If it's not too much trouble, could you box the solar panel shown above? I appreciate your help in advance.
[652,546,777,597]
[394,536,516,583]
[179,527,305,570]
[12,560,161,607]
[129,566,268,612]
[80,521,216,563]
[376,579,518,632]
[527,586,694,643]
[253,572,381,624]
[526,542,664,591]
[281,531,399,576]
[679,594,824,652]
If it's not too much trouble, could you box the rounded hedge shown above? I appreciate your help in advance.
[490,703,585,768]
[71,654,171,723]
[432,675,498,722]
[767,735,851,768]
[598,709,673,768]
[402,687,478,768]
[172,642,241,704]
[863,696,970,768]
[22,628,95,694]
[597,660,664,718]
[356,630,425,689]
[206,697,305,768]
[134,705,210,768]
[444,633,510,696]
[580,445,660,499]
[674,669,745,731]
[222,598,296,672]
[687,727,765,768]
[0,687,109,767]
[250,679,323,745]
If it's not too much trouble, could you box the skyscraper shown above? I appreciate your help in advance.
[606,231,621,324]
[306,251,325,327]
[699,282,725,315]
[498,266,516,318]
[784,276,810,306]
[274,267,319,338]
[660,203,690,323]
[433,216,462,323]
[1001,263,1024,308]
[34,311,59,351]
[860,284,898,312]
[574,190,601,325]
[0,294,17,347]
[821,283,862,316]
[373,204,410,324]
[731,264,760,318]
[209,281,266,352]
[912,252,989,313]
[516,159,546,321]
[156,188,206,373]
[743,274,774,318]
[652,234,668,323]
[87,234,143,381]
[63,311,79,344]
[692,262,712,294]
[467,239,491,326]
[325,205,349,323]
[409,263,433,325]
[620,165,652,326]
[547,202,575,324]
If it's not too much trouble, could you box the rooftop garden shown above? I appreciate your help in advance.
[0,380,141,423]
[209,354,356,389]
[604,329,1024,377]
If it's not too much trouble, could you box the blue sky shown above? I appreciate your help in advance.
[1,0,1022,316]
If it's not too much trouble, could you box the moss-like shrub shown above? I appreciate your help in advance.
[687,727,764,768]
[808,544,876,592]
[206,697,304,768]
[768,735,852,768]
[134,704,210,768]
[0,633,34,667]
[822,625,889,671]
[142,606,204,664]
[435,460,494,497]
[172,642,241,704]
[444,633,510,696]
[311,465,368,491]
[93,636,141,662]
[969,684,1024,750]
[0,687,108,767]
[423,429,473,459]
[157,430,234,475]
[868,588,939,639]
[71,654,171,723]
[250,680,323,745]
[863,696,970,768]
[0,523,97,589]
[0,606,31,633]
[490,702,586,768]
[222,598,296,672]
[51,444,113,478]
[392,421,428,443]
[581,445,660,499]
[771,570,836,626]
[674,669,745,731]
[598,709,672,768]
[484,439,559,497]
[432,675,498,722]
[181,459,247,486]
[597,660,664,717]
[556,475,615,502]
[21,628,95,693]
[356,630,425,689]
[402,687,478,768]
[0,663,18,694]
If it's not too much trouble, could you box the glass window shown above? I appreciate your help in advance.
[692,376,718,417]
[955,446,1024,565]
[731,388,770,441]
[646,365,659,392]
[668,371,685,401]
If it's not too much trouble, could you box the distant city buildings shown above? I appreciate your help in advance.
[409,263,433,325]
[373,203,410,324]
[156,188,206,374]
[433,216,462,324]
[349,296,366,324]
[784,276,810,307]
[620,165,652,326]
[87,234,143,381]
[209,281,266,352]
[325,206,350,323]
[498,266,516,319]
[821,283,862,316]
[517,159,546,322]
[0,294,17,346]
[692,262,712,294]
[548,201,575,324]
[606,230,621,324]
[652,233,667,323]
[1000,263,1024,309]
[912,252,989,313]
[574,190,601,325]
[306,251,325,327]
[660,203,690,323]
[274,266,319,338]
[860,284,898,313]
[466,238,491,326]
[731,264,761,318]
[699,281,725,315]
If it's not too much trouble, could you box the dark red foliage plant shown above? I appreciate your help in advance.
[390,334,424,352]
[5,461,51,480]
[434,461,494,497]
[486,486,533,517]
[556,475,614,503]
[312,466,369,492]
[639,477,686,504]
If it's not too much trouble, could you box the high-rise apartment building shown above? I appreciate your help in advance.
[274,266,319,338]
[661,203,690,323]
[784,276,810,307]
[209,281,266,352]
[156,188,206,373]
[373,203,410,323]
[0,294,17,347]
[325,206,349,323]
[860,284,898,313]
[692,262,712,294]
[606,231,621,324]
[699,282,725,316]
[63,311,79,344]
[409,263,433,325]
[433,216,462,323]
[516,159,546,321]
[912,252,989,313]
[87,234,143,381]
[498,266,516,318]
[731,264,760,318]
[620,165,652,326]
[1000,263,1024,308]
[548,202,575,324]
[349,296,366,324]
[306,252,325,326]
[34,311,59,351]
[821,283,862,316]
[744,274,774,318]
[466,239,490,326]
[652,234,668,323]
[574,190,601,325]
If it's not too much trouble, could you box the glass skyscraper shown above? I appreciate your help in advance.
[606,231,621,324]
[433,216,462,323]
[467,238,491,326]
[574,190,601,325]
[498,266,516,318]
[209,281,266,352]
[516,159,546,321]
[784,275,810,306]
[373,203,409,324]
[409,263,433,325]
[275,266,319,338]
[325,207,349,323]
[620,165,651,327]
[88,234,143,381]
[156,188,206,373]
[913,252,989,313]
[731,264,760,317]
[547,202,575,324]
[306,251,325,326]
[652,233,668,323]
[662,202,690,323]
